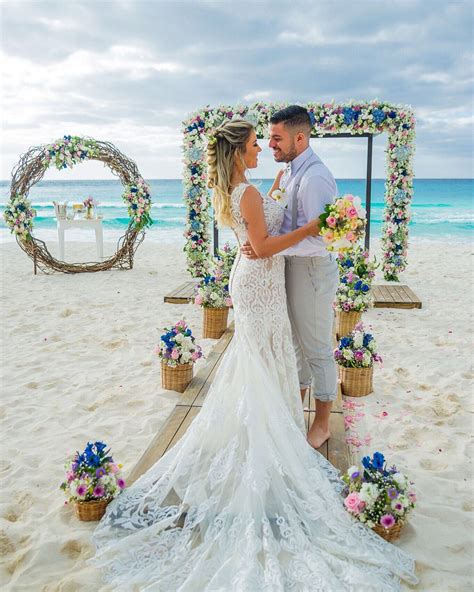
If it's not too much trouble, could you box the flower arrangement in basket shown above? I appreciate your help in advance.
[319,194,366,252]
[334,323,382,396]
[60,441,125,521]
[342,452,416,542]
[156,320,203,392]
[195,245,234,339]
[334,247,378,338]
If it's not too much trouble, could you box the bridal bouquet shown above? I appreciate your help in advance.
[319,195,366,252]
[342,452,416,535]
[60,441,126,503]
[156,320,203,366]
[334,323,382,368]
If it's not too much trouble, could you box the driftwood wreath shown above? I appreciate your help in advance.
[4,135,152,274]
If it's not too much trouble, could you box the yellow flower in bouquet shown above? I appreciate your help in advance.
[319,195,366,252]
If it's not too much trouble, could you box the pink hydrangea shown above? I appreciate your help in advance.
[171,349,180,360]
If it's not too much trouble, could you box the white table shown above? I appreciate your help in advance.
[57,218,104,260]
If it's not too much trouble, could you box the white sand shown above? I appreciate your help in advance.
[0,238,472,591]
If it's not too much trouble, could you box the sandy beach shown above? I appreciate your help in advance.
[0,237,472,591]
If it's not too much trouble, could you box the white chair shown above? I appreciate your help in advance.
[53,201,104,261]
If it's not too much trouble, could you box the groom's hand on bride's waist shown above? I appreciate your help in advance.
[241,242,258,259]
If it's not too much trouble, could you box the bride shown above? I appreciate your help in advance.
[91,120,417,591]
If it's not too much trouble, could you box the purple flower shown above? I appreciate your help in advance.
[354,350,364,362]
[387,488,398,499]
[380,514,396,529]
[93,485,105,498]
[76,484,87,497]
[117,478,126,489]
[350,470,360,479]
[393,502,404,512]
[96,467,106,478]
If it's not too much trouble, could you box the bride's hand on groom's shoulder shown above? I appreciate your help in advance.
[241,241,258,259]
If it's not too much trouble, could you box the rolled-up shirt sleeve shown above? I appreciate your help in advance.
[280,173,337,256]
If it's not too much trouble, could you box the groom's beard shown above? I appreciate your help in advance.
[273,145,298,163]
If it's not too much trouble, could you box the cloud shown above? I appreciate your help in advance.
[0,0,472,179]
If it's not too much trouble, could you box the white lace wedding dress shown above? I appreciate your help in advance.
[91,183,417,591]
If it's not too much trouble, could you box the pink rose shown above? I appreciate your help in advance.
[191,351,200,362]
[326,215,337,228]
[171,349,179,360]
[195,295,203,305]
[347,206,358,219]
[324,231,334,242]
[344,492,363,514]
[109,463,119,474]
[346,231,355,242]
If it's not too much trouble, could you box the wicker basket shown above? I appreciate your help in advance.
[74,498,111,521]
[161,361,193,393]
[372,520,404,542]
[203,307,229,339]
[340,365,373,397]
[336,310,362,340]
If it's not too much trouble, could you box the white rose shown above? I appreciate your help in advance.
[353,333,363,348]
[175,333,184,343]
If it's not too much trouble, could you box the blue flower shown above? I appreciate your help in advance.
[402,123,410,130]
[393,189,407,205]
[130,187,138,193]
[362,456,372,469]
[189,147,204,161]
[372,109,386,124]
[343,107,355,125]
[340,337,352,348]
[363,334,373,347]
[361,284,370,293]
[372,451,385,469]
[191,220,201,231]
[343,258,353,268]
[190,166,199,175]
[318,116,325,124]
[308,110,316,126]
[388,111,397,119]
[341,276,347,284]
[354,280,363,291]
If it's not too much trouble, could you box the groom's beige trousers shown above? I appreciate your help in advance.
[285,254,339,401]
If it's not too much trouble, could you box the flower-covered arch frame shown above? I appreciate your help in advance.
[182,101,415,281]
[4,135,152,274]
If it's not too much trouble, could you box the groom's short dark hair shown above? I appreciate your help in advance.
[270,105,311,137]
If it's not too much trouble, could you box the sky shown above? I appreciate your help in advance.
[1,0,473,180]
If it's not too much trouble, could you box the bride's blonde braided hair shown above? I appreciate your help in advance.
[207,120,253,228]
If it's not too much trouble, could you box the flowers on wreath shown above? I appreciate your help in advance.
[122,177,153,230]
[43,135,99,170]
[334,322,382,368]
[215,242,237,283]
[319,194,366,252]
[155,320,203,367]
[60,441,126,503]
[342,452,416,530]
[3,193,35,240]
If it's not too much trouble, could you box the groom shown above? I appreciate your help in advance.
[242,105,339,449]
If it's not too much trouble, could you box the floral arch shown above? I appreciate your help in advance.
[182,101,415,282]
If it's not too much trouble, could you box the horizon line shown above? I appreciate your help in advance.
[1,177,473,183]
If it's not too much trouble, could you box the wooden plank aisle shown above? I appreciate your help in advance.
[164,281,422,309]
[128,322,350,485]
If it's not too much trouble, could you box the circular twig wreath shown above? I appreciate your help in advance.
[3,135,153,274]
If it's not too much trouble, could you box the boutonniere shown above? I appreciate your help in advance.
[271,187,289,209]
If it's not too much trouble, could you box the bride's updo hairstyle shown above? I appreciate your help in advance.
[207,119,254,228]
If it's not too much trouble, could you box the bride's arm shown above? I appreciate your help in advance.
[240,186,319,258]
[268,169,285,196]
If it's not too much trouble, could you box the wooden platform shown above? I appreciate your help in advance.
[165,280,422,309]
[128,323,349,485]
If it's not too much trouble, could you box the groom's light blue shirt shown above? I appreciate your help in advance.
[280,146,337,257]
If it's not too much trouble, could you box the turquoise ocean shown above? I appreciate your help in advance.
[1,179,472,245]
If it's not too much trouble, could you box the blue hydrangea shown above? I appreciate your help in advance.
[372,108,386,124]
[340,337,352,348]
[393,189,407,205]
[393,145,411,162]
[343,107,355,125]
[188,147,204,161]
[372,452,385,469]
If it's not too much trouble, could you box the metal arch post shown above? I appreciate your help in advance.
[365,134,373,251]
